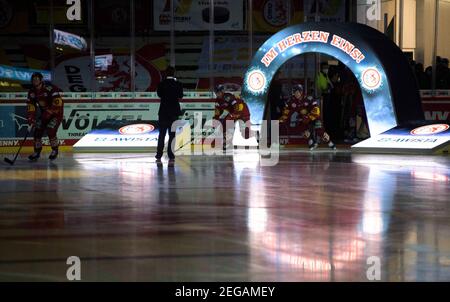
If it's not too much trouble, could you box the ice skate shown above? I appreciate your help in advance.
[28,151,41,161]
[48,149,58,160]
[309,142,318,151]
[328,141,337,150]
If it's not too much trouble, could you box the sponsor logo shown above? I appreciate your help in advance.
[94,137,157,142]
[118,123,155,135]
[361,67,381,90]
[111,7,128,24]
[410,124,449,135]
[0,139,66,147]
[54,29,87,51]
[9,113,28,132]
[424,111,449,121]
[53,55,158,92]
[263,0,287,27]
[0,65,52,83]
[61,108,144,132]
[159,0,194,25]
[247,70,266,93]
[378,137,438,143]
[279,137,289,145]
[8,107,147,137]
[0,140,20,147]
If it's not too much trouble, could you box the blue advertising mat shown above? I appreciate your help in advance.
[73,119,190,153]
[352,121,450,154]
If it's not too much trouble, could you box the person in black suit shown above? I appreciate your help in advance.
[155,66,183,165]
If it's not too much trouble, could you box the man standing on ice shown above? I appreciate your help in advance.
[155,66,183,166]
[27,72,64,161]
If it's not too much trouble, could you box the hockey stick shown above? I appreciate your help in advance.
[4,126,33,166]
[173,136,195,153]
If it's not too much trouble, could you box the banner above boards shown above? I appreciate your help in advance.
[0,65,52,83]
[153,0,244,31]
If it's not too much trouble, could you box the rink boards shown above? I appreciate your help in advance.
[0,91,450,154]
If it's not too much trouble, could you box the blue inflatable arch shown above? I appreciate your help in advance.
[242,22,423,136]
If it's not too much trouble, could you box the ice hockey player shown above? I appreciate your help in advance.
[27,72,64,161]
[213,85,251,150]
[280,84,336,151]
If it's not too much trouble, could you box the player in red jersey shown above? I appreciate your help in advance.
[213,85,251,149]
[280,84,336,150]
[27,72,64,161]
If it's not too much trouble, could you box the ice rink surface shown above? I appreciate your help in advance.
[0,150,449,281]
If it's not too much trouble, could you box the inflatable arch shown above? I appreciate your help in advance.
[242,22,424,136]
